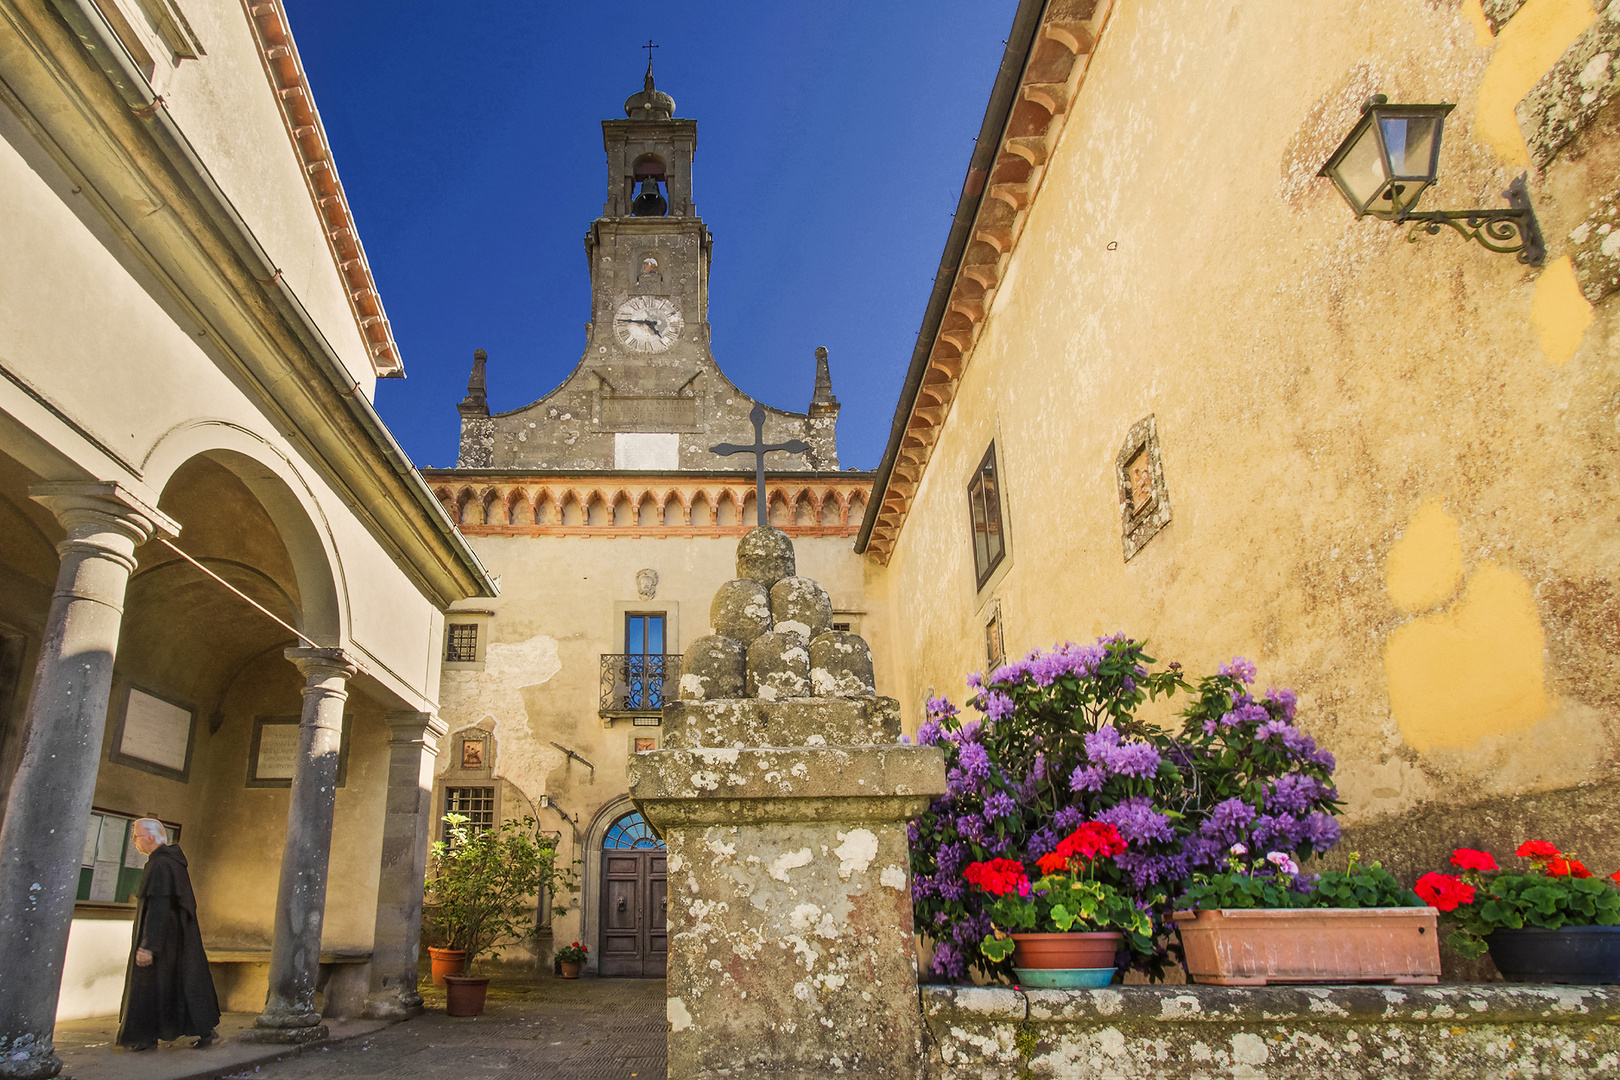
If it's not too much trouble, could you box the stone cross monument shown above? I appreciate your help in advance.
[629,526,946,1079]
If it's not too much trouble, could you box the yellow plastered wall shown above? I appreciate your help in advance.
[866,0,1619,828]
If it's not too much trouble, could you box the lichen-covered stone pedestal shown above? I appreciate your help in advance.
[629,526,946,1079]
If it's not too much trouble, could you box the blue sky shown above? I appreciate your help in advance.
[281,1,1017,471]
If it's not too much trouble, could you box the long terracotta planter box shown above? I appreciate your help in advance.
[1173,907,1440,986]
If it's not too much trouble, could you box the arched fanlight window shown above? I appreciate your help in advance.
[603,810,664,850]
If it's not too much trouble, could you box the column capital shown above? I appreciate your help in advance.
[29,480,180,540]
[384,710,448,752]
[285,647,359,683]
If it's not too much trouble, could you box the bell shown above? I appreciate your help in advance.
[631,177,667,217]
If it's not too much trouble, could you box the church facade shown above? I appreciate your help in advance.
[424,70,874,975]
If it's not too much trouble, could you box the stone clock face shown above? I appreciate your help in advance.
[613,296,684,353]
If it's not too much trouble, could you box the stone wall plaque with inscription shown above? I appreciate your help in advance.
[248,715,350,788]
[110,686,195,782]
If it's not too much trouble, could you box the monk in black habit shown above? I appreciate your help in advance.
[117,818,220,1050]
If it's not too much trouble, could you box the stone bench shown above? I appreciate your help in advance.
[207,950,371,1019]
[922,983,1620,1079]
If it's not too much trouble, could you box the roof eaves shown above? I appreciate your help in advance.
[243,0,403,379]
[856,0,1115,561]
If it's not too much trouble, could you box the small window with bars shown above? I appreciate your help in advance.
[443,786,495,839]
[445,623,479,663]
[967,443,1007,589]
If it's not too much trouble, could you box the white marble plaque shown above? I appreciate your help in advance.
[118,689,192,773]
[253,721,300,781]
[614,432,680,470]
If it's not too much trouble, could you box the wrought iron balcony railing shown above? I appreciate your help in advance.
[599,653,681,720]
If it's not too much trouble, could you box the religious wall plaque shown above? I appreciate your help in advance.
[1117,415,1172,561]
[247,715,351,788]
[461,737,485,769]
[109,686,195,782]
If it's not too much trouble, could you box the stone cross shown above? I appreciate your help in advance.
[710,403,809,527]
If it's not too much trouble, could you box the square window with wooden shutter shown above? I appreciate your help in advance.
[967,443,1007,589]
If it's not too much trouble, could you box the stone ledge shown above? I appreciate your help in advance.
[921,984,1620,1079]
[627,745,945,801]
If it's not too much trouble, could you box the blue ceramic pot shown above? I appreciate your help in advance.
[1012,966,1117,989]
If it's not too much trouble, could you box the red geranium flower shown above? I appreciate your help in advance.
[1415,872,1476,913]
[1545,856,1593,879]
[1449,848,1498,873]
[1035,850,1068,875]
[1037,821,1128,875]
[1611,869,1620,884]
[1516,840,1560,859]
[963,858,1031,897]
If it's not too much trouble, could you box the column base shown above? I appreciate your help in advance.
[362,992,424,1021]
[0,1038,62,1080]
[239,1022,329,1045]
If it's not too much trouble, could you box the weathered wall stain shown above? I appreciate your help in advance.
[1530,253,1596,362]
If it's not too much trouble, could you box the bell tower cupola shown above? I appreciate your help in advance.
[603,63,696,219]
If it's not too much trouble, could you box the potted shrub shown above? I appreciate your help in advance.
[1174,851,1439,985]
[424,813,579,1017]
[555,941,588,979]
[1418,841,1620,984]
[964,821,1153,987]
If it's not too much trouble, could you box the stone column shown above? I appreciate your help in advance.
[363,710,446,1020]
[0,484,170,1080]
[248,648,357,1043]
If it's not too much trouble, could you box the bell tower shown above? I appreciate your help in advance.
[586,63,712,360]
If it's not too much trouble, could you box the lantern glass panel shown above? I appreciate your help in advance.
[1330,118,1390,215]
[1380,115,1440,179]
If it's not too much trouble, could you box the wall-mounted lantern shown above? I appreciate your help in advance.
[1319,95,1544,266]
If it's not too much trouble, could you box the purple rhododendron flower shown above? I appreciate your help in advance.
[1069,765,1106,793]
[1256,718,1292,742]
[945,768,976,798]
[1031,752,1048,783]
[1053,805,1087,832]
[1099,740,1161,779]
[958,742,990,780]
[1205,797,1257,839]
[1028,827,1058,857]
[915,720,943,746]
[906,821,920,844]
[954,814,985,844]
[926,696,960,720]
[1301,811,1341,852]
[937,841,967,876]
[1220,657,1258,685]
[1267,773,1320,814]
[984,791,1016,820]
[1265,686,1298,720]
[1221,702,1270,729]
[931,940,964,980]
[982,692,1016,722]
[1084,726,1122,758]
[1097,797,1175,846]
[1251,813,1303,849]
[965,671,983,690]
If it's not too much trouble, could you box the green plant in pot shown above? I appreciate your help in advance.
[1418,842,1620,984]
[554,940,588,979]
[424,813,578,1015]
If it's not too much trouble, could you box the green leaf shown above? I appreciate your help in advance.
[981,935,1017,962]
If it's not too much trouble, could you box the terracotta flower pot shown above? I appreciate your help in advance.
[428,946,467,986]
[559,960,583,979]
[1173,907,1440,986]
[1010,931,1122,970]
[1487,926,1620,984]
[443,974,490,1016]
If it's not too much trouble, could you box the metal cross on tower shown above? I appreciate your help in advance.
[643,39,659,67]
[711,403,809,528]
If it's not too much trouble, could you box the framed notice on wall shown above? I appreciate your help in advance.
[109,685,195,782]
[247,715,350,788]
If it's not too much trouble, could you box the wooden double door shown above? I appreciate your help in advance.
[599,849,667,976]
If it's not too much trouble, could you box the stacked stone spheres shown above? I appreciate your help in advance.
[629,527,946,1080]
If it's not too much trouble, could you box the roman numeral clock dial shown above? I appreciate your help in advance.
[613,296,684,353]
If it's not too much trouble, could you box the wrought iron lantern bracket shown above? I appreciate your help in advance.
[1397,175,1545,266]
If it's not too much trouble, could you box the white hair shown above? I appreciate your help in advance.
[133,818,167,842]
